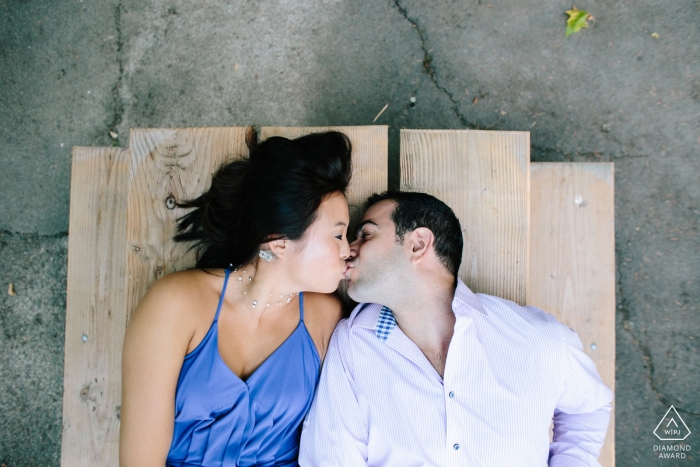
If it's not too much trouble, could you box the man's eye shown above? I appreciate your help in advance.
[335,235,344,240]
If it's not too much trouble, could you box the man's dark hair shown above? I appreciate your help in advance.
[365,191,463,278]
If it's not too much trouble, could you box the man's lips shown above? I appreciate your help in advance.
[343,263,355,279]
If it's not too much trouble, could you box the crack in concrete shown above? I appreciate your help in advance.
[610,153,650,160]
[392,0,471,128]
[0,230,68,238]
[110,2,125,144]
[616,247,700,417]
[531,144,650,162]
[531,144,575,162]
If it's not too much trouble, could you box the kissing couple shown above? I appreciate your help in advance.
[120,131,612,467]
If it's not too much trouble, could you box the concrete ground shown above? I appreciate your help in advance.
[1,0,698,465]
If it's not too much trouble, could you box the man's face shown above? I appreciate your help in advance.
[344,200,407,304]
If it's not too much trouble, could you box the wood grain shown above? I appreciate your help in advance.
[61,147,130,467]
[400,129,530,305]
[529,162,615,467]
[125,127,249,320]
[259,126,388,229]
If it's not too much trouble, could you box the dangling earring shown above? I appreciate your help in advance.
[258,249,276,262]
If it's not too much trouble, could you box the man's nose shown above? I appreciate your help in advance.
[347,238,360,260]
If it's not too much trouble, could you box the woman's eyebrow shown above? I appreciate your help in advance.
[354,220,378,236]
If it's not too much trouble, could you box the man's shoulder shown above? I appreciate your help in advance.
[475,293,568,344]
[456,279,560,332]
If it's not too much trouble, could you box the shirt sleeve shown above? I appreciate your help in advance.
[299,321,368,467]
[549,323,613,467]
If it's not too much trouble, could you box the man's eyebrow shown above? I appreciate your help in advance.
[355,220,378,236]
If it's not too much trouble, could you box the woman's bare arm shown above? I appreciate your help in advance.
[120,273,199,467]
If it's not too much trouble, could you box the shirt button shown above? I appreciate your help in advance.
[453,444,460,450]
[448,391,455,399]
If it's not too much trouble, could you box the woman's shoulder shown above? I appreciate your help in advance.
[303,292,343,321]
[143,268,211,302]
[302,292,343,360]
[131,268,226,328]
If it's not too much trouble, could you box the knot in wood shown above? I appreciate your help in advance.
[79,386,90,402]
[165,195,177,210]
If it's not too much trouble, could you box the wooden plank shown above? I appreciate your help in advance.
[61,147,130,467]
[400,129,530,305]
[259,126,388,228]
[125,127,250,320]
[529,162,615,467]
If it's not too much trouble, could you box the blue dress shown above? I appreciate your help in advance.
[166,267,321,467]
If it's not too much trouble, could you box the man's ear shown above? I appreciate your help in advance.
[266,238,288,259]
[405,227,435,264]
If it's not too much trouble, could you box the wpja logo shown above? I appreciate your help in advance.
[653,405,691,459]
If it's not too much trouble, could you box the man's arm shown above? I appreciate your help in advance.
[299,321,368,467]
[549,324,613,467]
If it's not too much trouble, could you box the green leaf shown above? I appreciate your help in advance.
[565,8,591,37]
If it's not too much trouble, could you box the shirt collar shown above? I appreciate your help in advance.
[348,302,384,330]
[349,278,488,342]
[348,303,399,341]
[453,277,488,317]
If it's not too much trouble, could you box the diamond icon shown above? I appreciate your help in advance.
[654,406,691,441]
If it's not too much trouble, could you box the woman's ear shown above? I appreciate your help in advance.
[406,227,435,264]
[267,238,288,259]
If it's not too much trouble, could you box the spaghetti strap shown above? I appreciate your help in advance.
[299,292,305,322]
[213,267,232,322]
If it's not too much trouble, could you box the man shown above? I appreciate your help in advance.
[299,191,613,467]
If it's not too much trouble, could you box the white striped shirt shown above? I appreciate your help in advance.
[299,279,613,467]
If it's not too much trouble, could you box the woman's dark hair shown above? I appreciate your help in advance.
[365,191,463,278]
[174,129,352,269]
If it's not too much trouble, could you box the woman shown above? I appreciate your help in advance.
[120,130,353,467]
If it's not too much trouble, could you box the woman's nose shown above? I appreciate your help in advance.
[340,237,351,260]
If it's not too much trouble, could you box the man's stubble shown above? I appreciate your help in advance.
[347,242,408,306]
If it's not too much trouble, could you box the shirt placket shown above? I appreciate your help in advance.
[382,321,447,465]
[444,310,472,467]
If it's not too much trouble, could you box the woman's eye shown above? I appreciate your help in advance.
[335,235,344,240]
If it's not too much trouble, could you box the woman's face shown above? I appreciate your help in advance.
[285,192,351,293]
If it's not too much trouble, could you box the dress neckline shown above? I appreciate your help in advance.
[214,268,318,383]
[216,321,316,384]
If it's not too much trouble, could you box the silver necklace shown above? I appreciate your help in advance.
[231,266,298,308]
